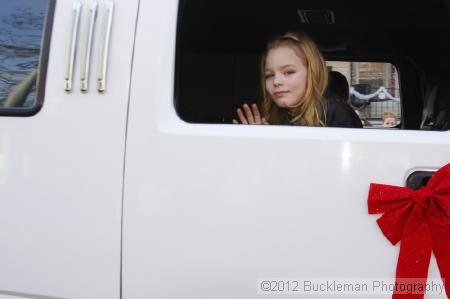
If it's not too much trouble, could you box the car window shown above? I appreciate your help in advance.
[327,61,401,128]
[176,0,450,130]
[0,0,54,116]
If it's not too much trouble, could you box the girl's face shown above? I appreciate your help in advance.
[264,46,308,108]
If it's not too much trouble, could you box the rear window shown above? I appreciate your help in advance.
[327,61,401,128]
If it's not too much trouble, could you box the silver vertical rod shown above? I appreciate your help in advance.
[64,1,82,92]
[97,0,114,93]
[80,1,98,92]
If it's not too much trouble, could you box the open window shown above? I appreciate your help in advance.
[176,0,450,130]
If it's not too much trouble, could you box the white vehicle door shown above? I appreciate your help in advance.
[0,0,138,298]
[123,0,450,298]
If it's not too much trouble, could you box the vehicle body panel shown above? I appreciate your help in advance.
[122,1,449,298]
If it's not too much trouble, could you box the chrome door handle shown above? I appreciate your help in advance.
[97,0,114,93]
[80,1,98,92]
[64,1,82,92]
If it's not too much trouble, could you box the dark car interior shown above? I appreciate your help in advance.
[175,0,450,130]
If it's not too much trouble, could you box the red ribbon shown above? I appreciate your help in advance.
[368,163,450,298]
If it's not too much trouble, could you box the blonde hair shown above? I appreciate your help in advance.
[383,111,397,121]
[261,32,328,126]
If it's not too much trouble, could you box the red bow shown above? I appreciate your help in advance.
[368,163,450,299]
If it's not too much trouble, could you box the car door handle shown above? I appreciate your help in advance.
[406,170,436,190]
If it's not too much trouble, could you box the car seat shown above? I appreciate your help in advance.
[421,81,450,130]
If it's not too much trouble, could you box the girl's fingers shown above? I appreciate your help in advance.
[252,104,262,124]
[235,104,266,125]
[243,104,255,124]
[237,109,248,124]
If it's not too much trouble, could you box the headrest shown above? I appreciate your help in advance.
[326,71,350,103]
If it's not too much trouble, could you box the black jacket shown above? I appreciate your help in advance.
[325,99,363,128]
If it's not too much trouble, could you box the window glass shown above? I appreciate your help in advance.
[0,0,52,114]
[327,62,401,128]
